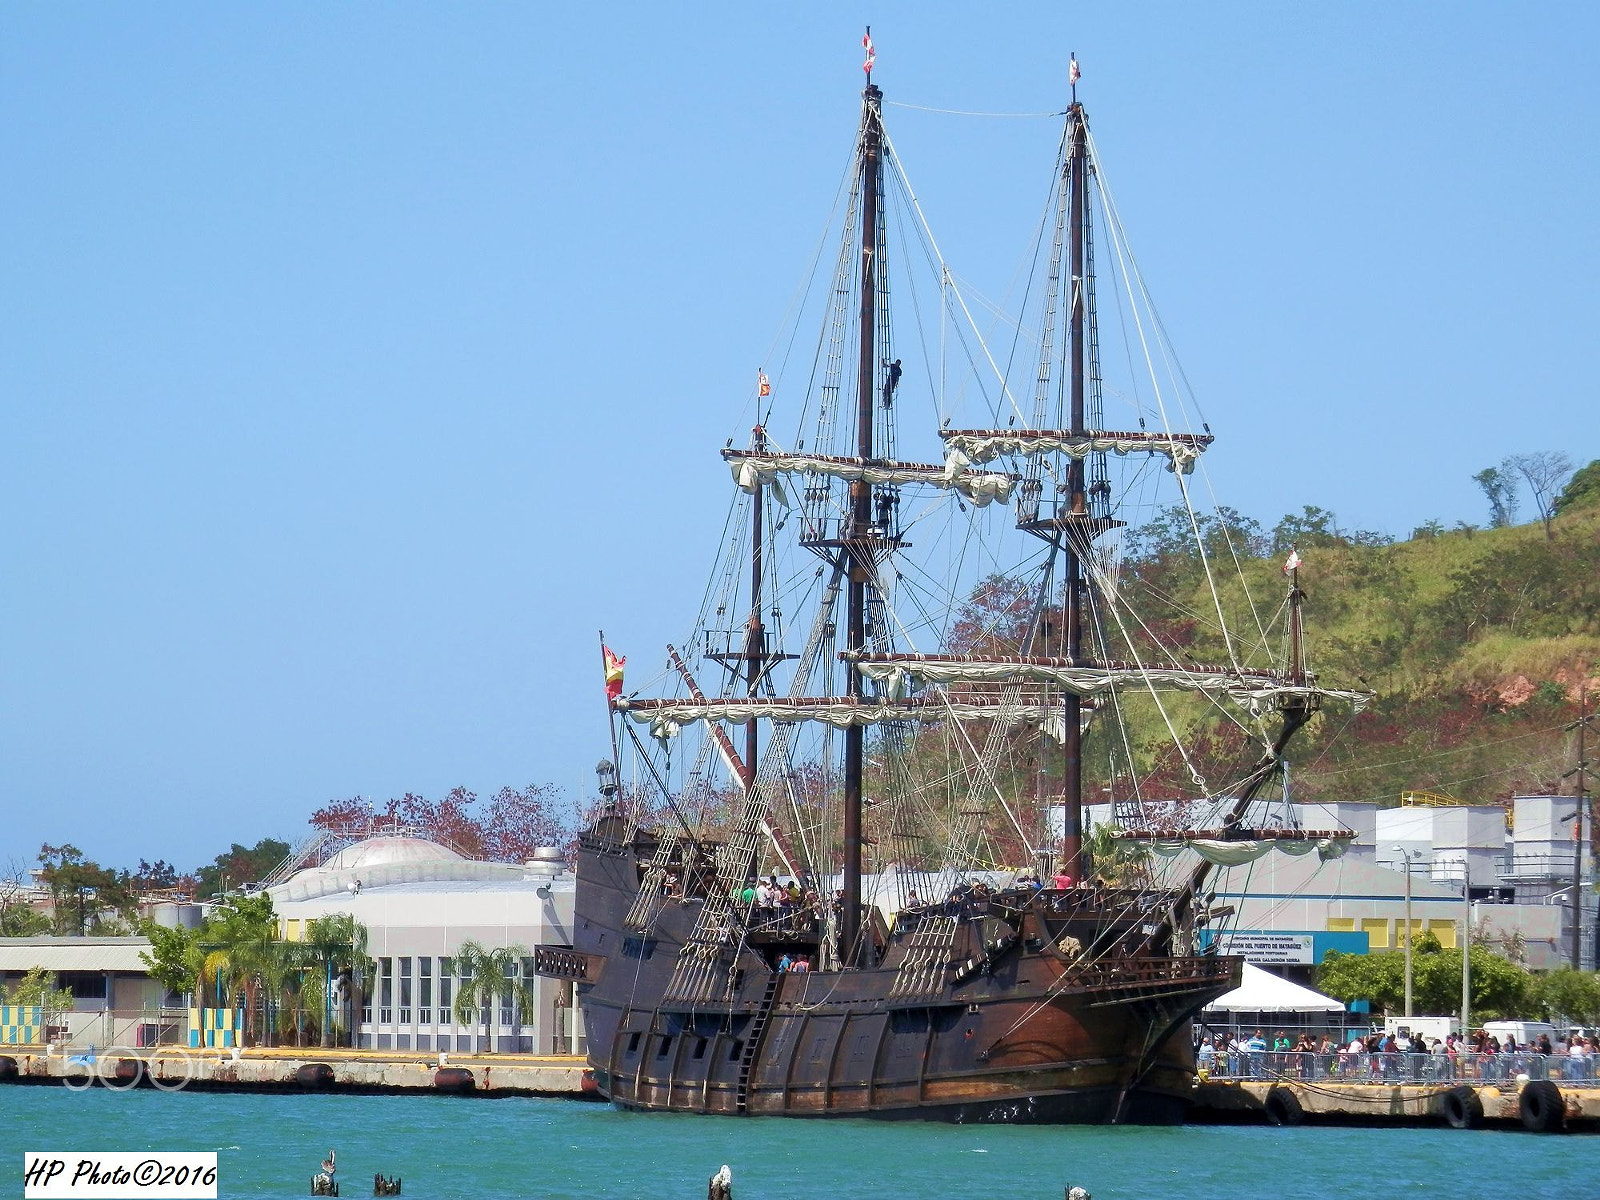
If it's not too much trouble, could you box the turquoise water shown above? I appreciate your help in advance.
[0,1089,1592,1199]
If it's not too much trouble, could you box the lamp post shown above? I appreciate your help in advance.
[1392,847,1423,1018]
[1458,861,1472,1042]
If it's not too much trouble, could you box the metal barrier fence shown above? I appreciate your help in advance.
[10,1009,189,1049]
[1201,1049,1599,1087]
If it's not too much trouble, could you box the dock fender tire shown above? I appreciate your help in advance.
[294,1062,336,1088]
[434,1066,475,1093]
[0,1056,17,1082]
[1438,1086,1482,1130]
[1519,1080,1566,1132]
[1264,1086,1305,1126]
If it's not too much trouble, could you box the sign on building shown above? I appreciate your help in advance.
[1213,933,1315,965]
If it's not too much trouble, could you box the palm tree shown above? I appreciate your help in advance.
[1083,822,1152,888]
[303,913,371,1048]
[229,936,283,1047]
[451,940,534,1053]
[195,894,278,1045]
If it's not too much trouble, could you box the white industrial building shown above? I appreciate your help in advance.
[1374,803,1508,889]
[268,834,582,1053]
[1071,794,1585,973]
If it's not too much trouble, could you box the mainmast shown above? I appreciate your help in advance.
[842,78,883,968]
[1059,99,1089,881]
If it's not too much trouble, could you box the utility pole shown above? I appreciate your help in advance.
[1460,860,1471,1041]
[1564,686,1596,969]
[1394,846,1418,1018]
[1403,858,1414,1018]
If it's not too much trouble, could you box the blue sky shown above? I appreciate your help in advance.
[3,4,1596,873]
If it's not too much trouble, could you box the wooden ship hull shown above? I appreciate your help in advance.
[543,821,1241,1124]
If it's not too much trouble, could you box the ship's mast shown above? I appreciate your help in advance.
[1059,100,1089,881]
[841,79,883,969]
[744,424,767,785]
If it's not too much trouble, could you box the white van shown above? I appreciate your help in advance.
[1384,1015,1455,1044]
[1479,1020,1558,1048]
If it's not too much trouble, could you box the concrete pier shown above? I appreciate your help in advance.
[1192,1078,1599,1131]
[0,1047,593,1098]
[5,1048,1594,1130]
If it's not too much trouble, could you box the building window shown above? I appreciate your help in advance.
[399,956,412,1025]
[499,963,515,1027]
[439,957,453,1025]
[378,957,393,1025]
[419,957,433,1014]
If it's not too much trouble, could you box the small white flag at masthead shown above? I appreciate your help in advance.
[1282,549,1302,575]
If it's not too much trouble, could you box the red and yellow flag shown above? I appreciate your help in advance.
[603,645,626,701]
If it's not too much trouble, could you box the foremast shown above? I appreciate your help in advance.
[1060,98,1089,882]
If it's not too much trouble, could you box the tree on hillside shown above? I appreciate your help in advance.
[1473,466,1520,528]
[193,838,291,900]
[1434,529,1600,642]
[1270,505,1343,553]
[132,859,182,892]
[1552,459,1600,517]
[1505,452,1574,540]
[946,573,1044,654]
[37,844,134,935]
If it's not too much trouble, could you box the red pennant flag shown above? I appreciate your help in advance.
[862,32,875,75]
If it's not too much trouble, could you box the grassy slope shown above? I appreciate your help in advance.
[1114,499,1600,809]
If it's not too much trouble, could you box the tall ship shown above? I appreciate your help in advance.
[539,43,1368,1123]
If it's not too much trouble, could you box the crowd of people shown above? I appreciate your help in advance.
[1197,1028,1597,1082]
[735,875,825,936]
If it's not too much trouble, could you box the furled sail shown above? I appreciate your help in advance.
[613,695,1070,743]
[1124,833,1354,865]
[938,428,1213,475]
[848,653,1372,714]
[723,448,1015,507]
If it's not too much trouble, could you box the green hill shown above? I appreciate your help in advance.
[1106,463,1600,810]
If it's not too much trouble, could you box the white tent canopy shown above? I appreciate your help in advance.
[1202,962,1346,1013]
